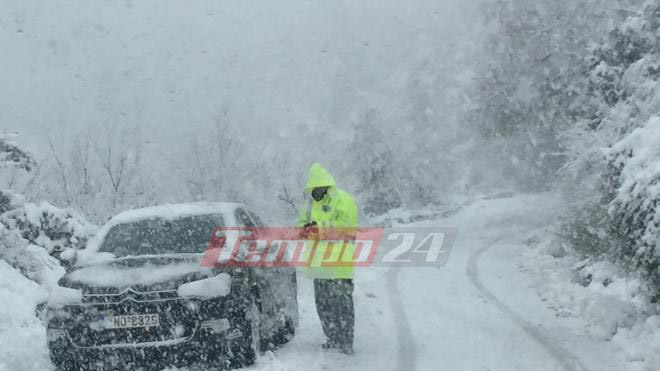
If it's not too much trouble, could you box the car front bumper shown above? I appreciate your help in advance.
[48,321,248,370]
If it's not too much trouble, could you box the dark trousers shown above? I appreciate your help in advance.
[313,278,354,347]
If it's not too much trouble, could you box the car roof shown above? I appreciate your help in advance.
[108,202,246,226]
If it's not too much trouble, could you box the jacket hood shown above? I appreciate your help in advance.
[305,163,336,191]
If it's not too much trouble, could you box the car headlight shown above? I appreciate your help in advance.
[48,286,83,307]
[177,273,231,299]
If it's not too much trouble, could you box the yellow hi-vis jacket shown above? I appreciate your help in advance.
[297,163,358,279]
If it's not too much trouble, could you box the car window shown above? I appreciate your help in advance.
[99,213,224,256]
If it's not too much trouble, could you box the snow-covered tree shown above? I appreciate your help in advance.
[562,1,660,287]
[470,0,630,191]
[0,133,37,191]
[0,139,97,283]
[348,110,402,216]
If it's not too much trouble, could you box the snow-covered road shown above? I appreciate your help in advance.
[248,193,625,371]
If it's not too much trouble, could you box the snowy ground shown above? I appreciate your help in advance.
[2,193,652,371]
[238,192,643,371]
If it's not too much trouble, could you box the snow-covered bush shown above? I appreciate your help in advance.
[0,189,26,215]
[0,141,98,369]
[0,133,37,192]
[0,189,98,285]
[1,199,97,253]
[0,134,35,173]
[608,118,660,287]
[558,1,660,290]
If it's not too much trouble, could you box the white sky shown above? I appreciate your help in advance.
[1,0,482,158]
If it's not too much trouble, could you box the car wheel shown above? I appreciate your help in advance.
[267,316,295,349]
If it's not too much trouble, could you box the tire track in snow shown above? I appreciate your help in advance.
[466,237,590,371]
[387,266,416,371]
[378,194,512,371]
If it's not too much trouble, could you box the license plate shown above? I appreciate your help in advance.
[103,314,160,329]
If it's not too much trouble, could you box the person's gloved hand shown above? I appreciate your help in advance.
[299,221,318,239]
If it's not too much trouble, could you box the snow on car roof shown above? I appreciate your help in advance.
[108,202,244,225]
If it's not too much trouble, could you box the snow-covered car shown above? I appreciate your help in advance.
[45,202,298,370]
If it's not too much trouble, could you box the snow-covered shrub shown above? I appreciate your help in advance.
[1,201,97,253]
[0,134,35,173]
[0,194,98,285]
[560,201,613,259]
[0,225,65,288]
[608,118,660,287]
[0,133,37,193]
[558,0,660,293]
[0,189,26,215]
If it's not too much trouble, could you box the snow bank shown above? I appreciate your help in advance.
[0,260,51,371]
[523,229,660,370]
[0,193,98,369]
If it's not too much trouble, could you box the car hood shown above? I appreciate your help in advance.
[60,254,221,292]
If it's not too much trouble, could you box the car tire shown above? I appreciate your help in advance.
[267,316,295,349]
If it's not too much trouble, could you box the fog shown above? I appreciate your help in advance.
[3,1,481,144]
[1,0,485,220]
[4,2,660,370]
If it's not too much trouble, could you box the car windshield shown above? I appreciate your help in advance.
[99,214,224,257]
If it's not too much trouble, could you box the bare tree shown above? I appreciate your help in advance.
[181,111,236,201]
[95,126,143,211]
[47,138,72,205]
[182,135,208,200]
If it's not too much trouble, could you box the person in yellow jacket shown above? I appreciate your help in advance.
[298,163,358,354]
